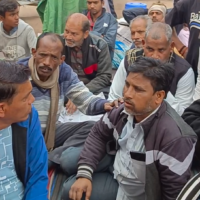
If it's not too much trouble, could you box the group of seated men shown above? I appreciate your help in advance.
[1,0,200,199]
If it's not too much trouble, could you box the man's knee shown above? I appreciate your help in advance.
[62,175,77,200]
[60,146,115,176]
[60,147,83,176]
[62,173,118,200]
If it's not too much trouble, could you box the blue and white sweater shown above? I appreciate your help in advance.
[18,57,108,132]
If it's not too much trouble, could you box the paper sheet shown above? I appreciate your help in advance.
[58,92,105,123]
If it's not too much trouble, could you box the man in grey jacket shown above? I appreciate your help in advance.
[83,0,118,59]
[62,57,197,200]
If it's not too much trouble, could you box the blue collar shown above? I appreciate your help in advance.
[2,23,18,35]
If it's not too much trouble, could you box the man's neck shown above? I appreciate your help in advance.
[134,105,161,123]
[35,67,50,82]
[3,24,14,34]
[134,113,152,123]
[91,10,102,22]
[38,75,49,82]
[0,121,11,131]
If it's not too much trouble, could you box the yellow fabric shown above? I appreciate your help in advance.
[29,57,59,151]
[174,47,183,58]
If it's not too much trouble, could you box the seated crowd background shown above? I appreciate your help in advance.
[1,0,200,199]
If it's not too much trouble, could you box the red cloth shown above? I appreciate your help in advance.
[87,11,94,31]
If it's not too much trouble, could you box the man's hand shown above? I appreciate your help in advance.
[104,98,124,111]
[69,178,92,200]
[66,99,77,114]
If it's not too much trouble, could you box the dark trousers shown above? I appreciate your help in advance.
[48,121,96,165]
[60,147,118,200]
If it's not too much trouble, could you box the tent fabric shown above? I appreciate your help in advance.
[37,0,87,34]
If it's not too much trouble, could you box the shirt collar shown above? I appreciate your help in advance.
[1,23,18,35]
[168,51,175,63]
[123,105,161,125]
[87,11,94,31]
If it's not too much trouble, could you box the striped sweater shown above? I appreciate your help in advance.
[18,57,108,132]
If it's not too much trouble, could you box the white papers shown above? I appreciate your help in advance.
[58,92,105,123]
[58,109,103,123]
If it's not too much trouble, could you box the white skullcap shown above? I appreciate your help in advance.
[148,5,167,16]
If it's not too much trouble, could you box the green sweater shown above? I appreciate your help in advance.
[37,0,87,34]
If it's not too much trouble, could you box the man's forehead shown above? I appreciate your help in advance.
[149,10,163,14]
[146,32,168,43]
[6,6,19,12]
[15,81,32,95]
[131,20,146,29]
[38,38,62,51]
[127,72,149,82]
[87,0,101,3]
[65,21,82,32]
[127,73,152,89]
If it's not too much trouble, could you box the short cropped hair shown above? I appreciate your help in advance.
[145,22,172,43]
[0,61,30,103]
[36,32,65,55]
[82,20,90,32]
[0,0,19,17]
[128,57,174,96]
[130,15,152,28]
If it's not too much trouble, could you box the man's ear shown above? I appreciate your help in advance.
[155,90,165,105]
[60,55,65,64]
[170,41,175,52]
[0,15,4,22]
[0,103,6,118]
[84,30,89,39]
[142,39,145,48]
[31,48,36,57]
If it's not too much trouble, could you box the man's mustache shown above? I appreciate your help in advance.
[123,98,135,106]
[39,66,52,72]
[133,39,142,43]
[66,39,75,44]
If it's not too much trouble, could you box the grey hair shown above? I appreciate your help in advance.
[145,22,172,43]
[130,15,152,28]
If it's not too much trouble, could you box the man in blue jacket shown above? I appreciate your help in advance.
[83,0,118,59]
[18,32,117,166]
[0,61,48,199]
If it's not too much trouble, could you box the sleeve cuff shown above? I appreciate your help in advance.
[76,165,94,181]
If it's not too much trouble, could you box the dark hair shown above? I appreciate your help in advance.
[0,0,19,17]
[0,61,30,103]
[82,20,90,32]
[128,57,174,95]
[36,32,65,55]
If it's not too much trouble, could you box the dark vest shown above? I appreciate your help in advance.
[12,112,32,186]
[124,49,191,96]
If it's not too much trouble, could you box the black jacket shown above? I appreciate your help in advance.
[165,0,200,77]
[182,99,200,168]
[65,33,112,93]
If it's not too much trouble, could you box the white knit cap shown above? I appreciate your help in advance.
[148,5,167,16]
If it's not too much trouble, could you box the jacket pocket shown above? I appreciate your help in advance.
[130,151,146,184]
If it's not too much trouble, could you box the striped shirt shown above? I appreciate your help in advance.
[70,47,90,84]
[18,57,107,133]
[176,172,200,200]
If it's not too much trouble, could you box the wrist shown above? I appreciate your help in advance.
[76,165,94,181]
